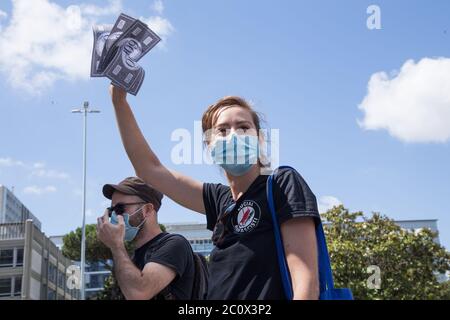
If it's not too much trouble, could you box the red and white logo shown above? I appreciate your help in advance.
[233,200,261,233]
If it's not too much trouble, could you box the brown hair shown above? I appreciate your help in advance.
[201,96,262,144]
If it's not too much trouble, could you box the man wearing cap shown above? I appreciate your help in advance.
[97,177,196,300]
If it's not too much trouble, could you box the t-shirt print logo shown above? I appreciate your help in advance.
[233,200,261,233]
[239,207,254,227]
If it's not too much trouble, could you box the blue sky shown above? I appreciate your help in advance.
[0,0,449,249]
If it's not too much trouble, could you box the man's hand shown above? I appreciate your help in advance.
[110,84,128,106]
[97,210,125,250]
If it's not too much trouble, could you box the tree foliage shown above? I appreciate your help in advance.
[323,205,450,300]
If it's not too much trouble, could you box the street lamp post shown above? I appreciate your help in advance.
[71,101,100,300]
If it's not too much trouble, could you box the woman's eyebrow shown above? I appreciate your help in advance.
[235,120,252,126]
[214,120,253,128]
[214,122,230,128]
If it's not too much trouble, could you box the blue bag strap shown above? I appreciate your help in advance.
[266,166,335,299]
[266,172,293,300]
[316,221,335,291]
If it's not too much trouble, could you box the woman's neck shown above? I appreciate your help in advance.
[227,165,261,201]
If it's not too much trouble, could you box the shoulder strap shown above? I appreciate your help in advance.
[266,166,335,300]
[266,168,294,300]
[191,253,209,300]
[143,233,179,300]
[148,233,205,300]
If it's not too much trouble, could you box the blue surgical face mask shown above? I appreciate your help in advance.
[210,133,259,177]
[110,206,146,242]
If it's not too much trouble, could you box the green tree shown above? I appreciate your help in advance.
[323,205,450,300]
[62,224,115,270]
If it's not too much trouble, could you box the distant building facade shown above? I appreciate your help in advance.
[395,219,440,243]
[165,223,214,256]
[50,235,110,300]
[0,220,79,300]
[0,185,41,229]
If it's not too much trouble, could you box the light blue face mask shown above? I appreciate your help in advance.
[210,133,259,177]
[110,206,146,242]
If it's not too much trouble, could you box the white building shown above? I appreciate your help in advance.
[0,185,41,230]
[164,223,214,256]
[0,220,79,300]
[395,219,440,243]
[49,235,110,300]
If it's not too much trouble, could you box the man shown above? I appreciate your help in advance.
[97,177,195,300]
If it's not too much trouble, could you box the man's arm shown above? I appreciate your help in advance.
[111,243,176,300]
[281,217,320,300]
[97,211,176,300]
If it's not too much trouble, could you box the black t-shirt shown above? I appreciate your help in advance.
[132,232,195,300]
[203,167,321,300]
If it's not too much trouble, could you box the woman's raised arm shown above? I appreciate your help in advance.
[110,85,205,214]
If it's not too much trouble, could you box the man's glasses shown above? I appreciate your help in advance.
[212,203,236,247]
[107,202,146,217]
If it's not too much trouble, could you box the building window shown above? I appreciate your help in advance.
[86,273,110,289]
[0,249,14,267]
[47,289,56,300]
[15,248,24,267]
[0,278,12,297]
[85,290,94,299]
[14,277,21,296]
[57,271,64,289]
[48,264,57,284]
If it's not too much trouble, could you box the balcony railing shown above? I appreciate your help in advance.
[0,223,25,240]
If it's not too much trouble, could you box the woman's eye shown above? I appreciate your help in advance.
[216,128,227,135]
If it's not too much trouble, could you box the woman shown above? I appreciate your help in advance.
[109,85,320,300]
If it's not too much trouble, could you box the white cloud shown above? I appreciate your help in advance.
[31,168,70,180]
[151,0,164,15]
[0,157,25,167]
[0,9,7,30]
[23,185,57,195]
[0,0,95,94]
[318,196,342,213]
[79,0,122,16]
[0,157,70,181]
[358,57,450,143]
[0,0,173,95]
[86,208,94,217]
[72,188,83,197]
[30,162,70,180]
[33,162,46,169]
[140,15,174,46]
[0,9,7,31]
